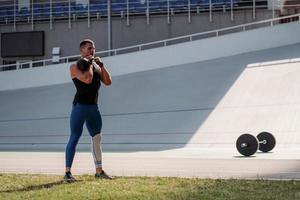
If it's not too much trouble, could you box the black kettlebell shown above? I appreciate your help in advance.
[77,57,93,72]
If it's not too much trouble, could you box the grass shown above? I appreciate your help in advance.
[0,174,299,200]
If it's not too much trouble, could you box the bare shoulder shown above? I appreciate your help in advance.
[70,63,77,78]
[70,63,77,71]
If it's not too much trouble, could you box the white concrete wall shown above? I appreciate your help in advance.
[1,20,300,91]
[1,20,300,151]
[1,42,300,151]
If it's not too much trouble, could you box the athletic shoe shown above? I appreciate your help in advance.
[95,170,113,180]
[64,172,76,183]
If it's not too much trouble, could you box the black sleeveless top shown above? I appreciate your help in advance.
[72,66,101,105]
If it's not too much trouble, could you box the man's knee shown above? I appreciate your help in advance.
[68,135,80,147]
[92,133,102,145]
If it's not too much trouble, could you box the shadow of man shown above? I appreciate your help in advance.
[0,179,81,193]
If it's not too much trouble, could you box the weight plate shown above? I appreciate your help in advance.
[257,132,276,152]
[236,134,259,156]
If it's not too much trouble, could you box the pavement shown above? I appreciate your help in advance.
[0,147,300,180]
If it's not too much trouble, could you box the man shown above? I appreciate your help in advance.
[64,39,112,182]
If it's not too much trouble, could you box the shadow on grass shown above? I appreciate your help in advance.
[0,180,82,193]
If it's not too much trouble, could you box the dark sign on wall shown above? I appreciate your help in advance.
[1,31,44,57]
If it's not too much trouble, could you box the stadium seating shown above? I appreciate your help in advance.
[0,0,246,23]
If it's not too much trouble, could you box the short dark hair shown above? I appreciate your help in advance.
[80,39,94,48]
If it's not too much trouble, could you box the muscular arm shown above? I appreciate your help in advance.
[93,58,112,86]
[70,63,93,84]
[99,65,112,86]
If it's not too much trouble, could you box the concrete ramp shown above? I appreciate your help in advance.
[188,58,300,148]
[1,43,300,151]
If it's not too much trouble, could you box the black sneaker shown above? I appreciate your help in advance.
[95,170,113,180]
[64,172,76,183]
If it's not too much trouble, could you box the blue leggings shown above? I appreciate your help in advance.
[65,103,102,168]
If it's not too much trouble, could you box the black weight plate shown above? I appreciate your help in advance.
[257,132,276,152]
[236,134,259,156]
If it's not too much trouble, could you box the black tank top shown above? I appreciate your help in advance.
[72,66,101,105]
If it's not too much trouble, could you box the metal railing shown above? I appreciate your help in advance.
[0,13,300,72]
[0,0,269,25]
[0,0,294,30]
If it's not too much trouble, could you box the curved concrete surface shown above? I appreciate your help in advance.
[1,43,300,179]
[1,43,300,152]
